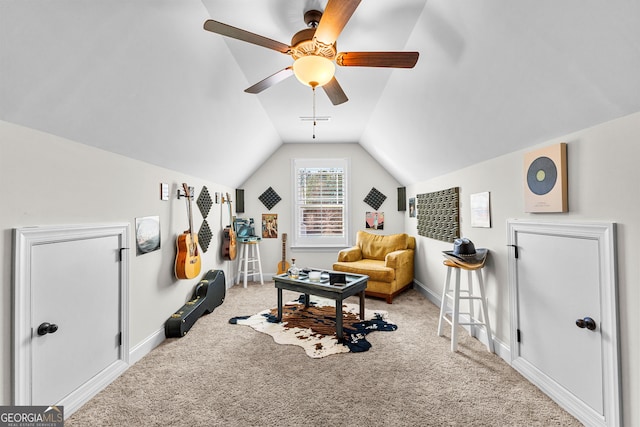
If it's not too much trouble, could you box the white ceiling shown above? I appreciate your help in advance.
[2,0,639,188]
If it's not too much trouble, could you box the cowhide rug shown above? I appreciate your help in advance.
[229,295,397,358]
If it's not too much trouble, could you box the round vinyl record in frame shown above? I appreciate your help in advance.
[526,156,557,195]
[523,142,568,213]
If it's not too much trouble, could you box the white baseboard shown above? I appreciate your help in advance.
[62,329,164,419]
[129,327,166,365]
[412,280,511,363]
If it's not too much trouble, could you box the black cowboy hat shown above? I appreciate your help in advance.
[442,238,488,267]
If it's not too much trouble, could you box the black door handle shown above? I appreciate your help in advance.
[575,317,596,331]
[37,322,59,336]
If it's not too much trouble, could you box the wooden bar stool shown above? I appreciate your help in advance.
[437,259,494,353]
[235,238,264,288]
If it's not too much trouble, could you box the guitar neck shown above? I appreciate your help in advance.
[226,193,234,228]
[184,183,194,234]
[281,233,287,263]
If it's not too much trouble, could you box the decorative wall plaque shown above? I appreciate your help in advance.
[416,187,460,242]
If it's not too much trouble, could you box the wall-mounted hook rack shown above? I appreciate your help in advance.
[177,186,195,200]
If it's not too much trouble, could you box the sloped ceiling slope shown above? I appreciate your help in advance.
[1,1,639,188]
[362,0,640,185]
[0,0,280,188]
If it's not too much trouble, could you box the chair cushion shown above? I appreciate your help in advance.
[358,232,408,261]
[333,259,395,282]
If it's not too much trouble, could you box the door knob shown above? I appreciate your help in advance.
[37,322,59,336]
[575,317,596,331]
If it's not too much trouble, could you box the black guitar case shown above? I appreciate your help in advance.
[165,269,226,338]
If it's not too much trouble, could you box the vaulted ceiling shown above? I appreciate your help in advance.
[2,1,639,188]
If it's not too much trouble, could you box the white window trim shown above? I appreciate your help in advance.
[291,157,350,249]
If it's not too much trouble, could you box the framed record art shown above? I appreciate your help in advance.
[524,143,568,213]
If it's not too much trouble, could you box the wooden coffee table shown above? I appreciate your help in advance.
[272,270,368,341]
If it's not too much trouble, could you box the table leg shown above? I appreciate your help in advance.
[304,293,310,308]
[359,291,365,320]
[277,288,283,322]
[336,299,343,342]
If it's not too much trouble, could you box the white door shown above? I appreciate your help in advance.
[31,236,121,404]
[14,224,130,416]
[507,220,620,427]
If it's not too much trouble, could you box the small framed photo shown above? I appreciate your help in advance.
[409,198,416,217]
[470,192,491,228]
[135,216,161,255]
[365,212,384,230]
[262,213,278,238]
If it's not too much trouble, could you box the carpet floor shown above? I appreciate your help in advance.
[66,282,582,426]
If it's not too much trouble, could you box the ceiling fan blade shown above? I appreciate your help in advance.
[336,52,419,68]
[314,0,362,46]
[244,67,294,94]
[203,20,291,54]
[322,77,348,105]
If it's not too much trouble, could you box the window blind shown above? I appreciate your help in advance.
[292,159,349,247]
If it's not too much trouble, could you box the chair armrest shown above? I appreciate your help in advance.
[385,249,414,269]
[337,247,363,262]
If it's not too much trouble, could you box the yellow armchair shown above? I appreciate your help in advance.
[333,231,415,303]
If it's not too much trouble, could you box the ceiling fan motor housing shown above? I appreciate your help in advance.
[291,11,336,61]
[291,28,336,60]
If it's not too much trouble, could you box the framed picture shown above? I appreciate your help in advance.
[365,212,384,230]
[135,216,161,255]
[409,197,416,218]
[262,213,278,238]
[524,142,568,213]
[470,192,491,228]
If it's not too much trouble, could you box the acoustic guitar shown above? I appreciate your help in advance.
[276,233,290,274]
[175,183,202,280]
[221,193,237,261]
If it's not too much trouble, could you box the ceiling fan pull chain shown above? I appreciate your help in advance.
[312,86,317,139]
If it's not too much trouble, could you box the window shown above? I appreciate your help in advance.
[291,158,349,248]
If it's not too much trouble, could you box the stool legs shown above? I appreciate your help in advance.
[451,268,461,352]
[242,245,250,288]
[475,269,494,353]
[438,263,493,353]
[235,243,264,288]
[254,244,264,285]
[235,244,246,286]
[437,266,452,336]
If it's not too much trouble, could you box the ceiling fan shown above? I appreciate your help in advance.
[203,0,419,105]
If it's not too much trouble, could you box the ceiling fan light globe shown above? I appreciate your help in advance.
[293,56,335,88]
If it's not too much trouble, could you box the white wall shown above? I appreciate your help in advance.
[0,120,236,405]
[238,143,404,273]
[406,112,640,426]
